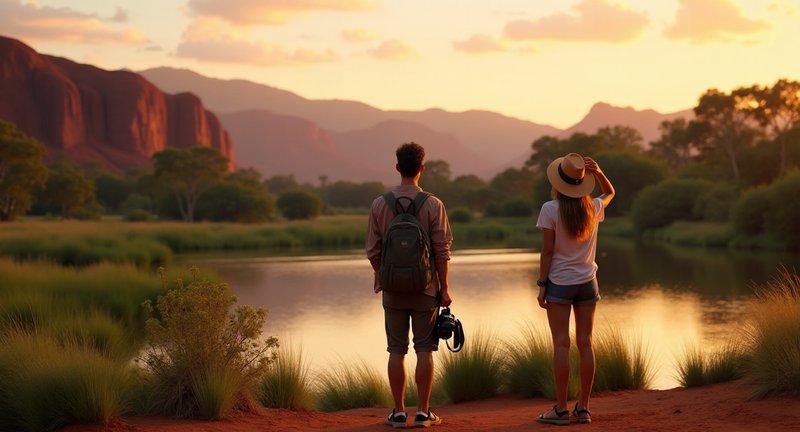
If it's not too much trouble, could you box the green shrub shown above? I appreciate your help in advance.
[123,208,154,222]
[141,269,278,419]
[595,151,667,216]
[277,189,323,220]
[449,207,474,223]
[438,331,504,403]
[315,360,391,412]
[259,346,316,411]
[630,178,713,231]
[731,186,771,236]
[694,183,737,221]
[744,268,800,397]
[485,199,533,218]
[764,171,800,248]
[0,330,133,431]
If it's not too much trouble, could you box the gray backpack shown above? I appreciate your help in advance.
[379,191,434,293]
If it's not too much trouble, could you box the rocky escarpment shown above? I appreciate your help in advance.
[0,36,233,171]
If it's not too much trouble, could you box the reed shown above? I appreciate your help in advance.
[593,328,654,391]
[315,360,392,412]
[438,330,505,403]
[259,346,316,411]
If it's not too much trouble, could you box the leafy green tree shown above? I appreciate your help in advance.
[320,181,385,209]
[94,173,135,213]
[196,169,275,223]
[742,79,800,176]
[525,133,600,174]
[153,146,229,223]
[595,151,667,216]
[595,125,644,152]
[276,189,322,220]
[419,159,451,195]
[648,118,695,169]
[448,175,488,211]
[39,159,95,219]
[630,179,713,231]
[263,174,299,195]
[489,167,535,199]
[0,119,48,221]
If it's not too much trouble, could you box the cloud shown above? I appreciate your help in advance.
[503,0,648,43]
[187,0,376,26]
[664,0,770,42]
[341,28,377,43]
[452,34,507,54]
[368,39,416,60]
[176,18,337,66]
[0,0,146,44]
[109,7,129,23]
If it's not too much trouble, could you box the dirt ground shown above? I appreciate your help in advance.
[60,381,800,431]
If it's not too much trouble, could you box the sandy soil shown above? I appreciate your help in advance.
[60,381,800,432]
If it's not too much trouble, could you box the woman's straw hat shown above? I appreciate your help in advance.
[546,153,595,198]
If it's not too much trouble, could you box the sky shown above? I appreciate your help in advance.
[2,0,799,129]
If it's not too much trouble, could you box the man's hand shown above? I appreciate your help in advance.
[537,286,549,309]
[439,289,452,307]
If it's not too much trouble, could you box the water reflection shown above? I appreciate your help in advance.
[187,239,800,390]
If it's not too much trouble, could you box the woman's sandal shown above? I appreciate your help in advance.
[538,405,570,426]
[572,402,592,424]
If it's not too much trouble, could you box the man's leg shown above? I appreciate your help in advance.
[415,351,434,413]
[388,353,406,412]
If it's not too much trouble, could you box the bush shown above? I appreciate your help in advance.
[449,207,474,223]
[315,360,391,412]
[141,269,278,419]
[744,268,800,397]
[731,186,771,236]
[277,190,323,220]
[694,183,737,221]
[764,171,800,248]
[438,331,504,402]
[259,346,316,410]
[595,151,667,216]
[485,199,533,218]
[630,178,713,231]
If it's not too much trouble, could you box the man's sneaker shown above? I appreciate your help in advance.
[414,409,442,427]
[386,409,408,428]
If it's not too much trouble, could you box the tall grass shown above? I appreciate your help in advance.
[744,268,800,398]
[676,345,706,388]
[504,324,569,399]
[315,360,392,412]
[259,346,316,411]
[438,331,505,403]
[593,328,654,391]
[677,342,747,388]
[0,330,133,431]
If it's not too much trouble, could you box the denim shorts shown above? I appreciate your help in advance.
[544,278,601,305]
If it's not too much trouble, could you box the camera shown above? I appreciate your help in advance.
[436,307,457,340]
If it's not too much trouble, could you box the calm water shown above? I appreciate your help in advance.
[185,238,800,390]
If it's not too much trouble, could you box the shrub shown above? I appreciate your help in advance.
[141,269,278,419]
[593,328,653,391]
[438,331,505,403]
[449,207,474,223]
[595,151,667,216]
[259,346,316,411]
[630,178,713,231]
[315,360,391,412]
[744,268,800,397]
[694,183,738,221]
[764,171,800,248]
[485,199,533,218]
[277,190,323,220]
[731,186,771,236]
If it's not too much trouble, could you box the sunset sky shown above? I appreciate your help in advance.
[2,0,799,128]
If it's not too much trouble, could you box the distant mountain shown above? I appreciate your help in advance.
[562,102,693,145]
[0,36,233,172]
[218,110,384,184]
[140,67,560,168]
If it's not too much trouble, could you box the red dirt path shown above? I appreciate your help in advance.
[60,381,800,431]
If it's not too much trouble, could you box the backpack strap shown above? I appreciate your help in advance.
[383,191,433,216]
[412,192,432,217]
[382,192,397,216]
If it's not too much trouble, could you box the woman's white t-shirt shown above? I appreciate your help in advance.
[535,197,605,285]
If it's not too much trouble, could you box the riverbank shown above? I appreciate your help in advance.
[59,380,800,431]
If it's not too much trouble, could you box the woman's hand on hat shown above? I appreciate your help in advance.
[584,157,601,175]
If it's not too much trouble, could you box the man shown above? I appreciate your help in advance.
[366,142,453,428]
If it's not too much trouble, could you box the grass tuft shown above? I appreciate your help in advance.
[593,328,654,391]
[438,330,505,403]
[259,346,316,411]
[315,360,391,412]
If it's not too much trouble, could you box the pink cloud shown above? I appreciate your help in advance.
[452,34,507,54]
[369,39,416,60]
[503,0,648,43]
[187,0,376,26]
[664,0,770,42]
[341,28,378,43]
[0,0,146,44]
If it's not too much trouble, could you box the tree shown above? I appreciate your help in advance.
[595,151,667,216]
[263,175,299,195]
[0,119,48,221]
[489,167,536,199]
[595,125,644,152]
[94,173,135,213]
[525,133,600,174]
[744,79,800,176]
[40,159,95,219]
[276,189,322,220]
[196,169,275,223]
[153,146,229,223]
[419,159,451,195]
[648,118,695,169]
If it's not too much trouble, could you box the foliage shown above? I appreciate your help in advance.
[593,328,654,391]
[744,269,800,397]
[489,168,536,201]
[438,331,505,403]
[0,119,48,221]
[38,159,95,219]
[153,146,229,223]
[264,174,300,195]
[504,324,575,399]
[259,346,316,410]
[595,151,667,216]
[485,198,533,218]
[315,360,391,412]
[141,269,278,419]
[277,189,323,220]
[419,159,452,195]
[449,207,474,223]
[731,186,771,236]
[319,180,385,209]
[630,178,713,231]
[648,118,694,169]
[94,173,135,213]
[693,183,738,221]
[196,169,275,223]
[763,171,800,247]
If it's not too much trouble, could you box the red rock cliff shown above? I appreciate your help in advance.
[0,36,233,171]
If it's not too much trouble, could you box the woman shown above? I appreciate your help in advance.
[535,153,615,426]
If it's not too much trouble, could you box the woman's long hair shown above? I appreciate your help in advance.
[555,191,596,241]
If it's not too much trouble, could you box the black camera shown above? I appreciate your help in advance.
[436,307,457,339]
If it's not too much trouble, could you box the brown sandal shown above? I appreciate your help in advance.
[572,402,592,424]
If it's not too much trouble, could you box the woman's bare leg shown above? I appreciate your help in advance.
[573,303,597,412]
[546,303,572,411]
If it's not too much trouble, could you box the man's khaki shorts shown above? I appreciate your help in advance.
[382,291,439,354]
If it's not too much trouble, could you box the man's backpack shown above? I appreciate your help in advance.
[379,191,434,293]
